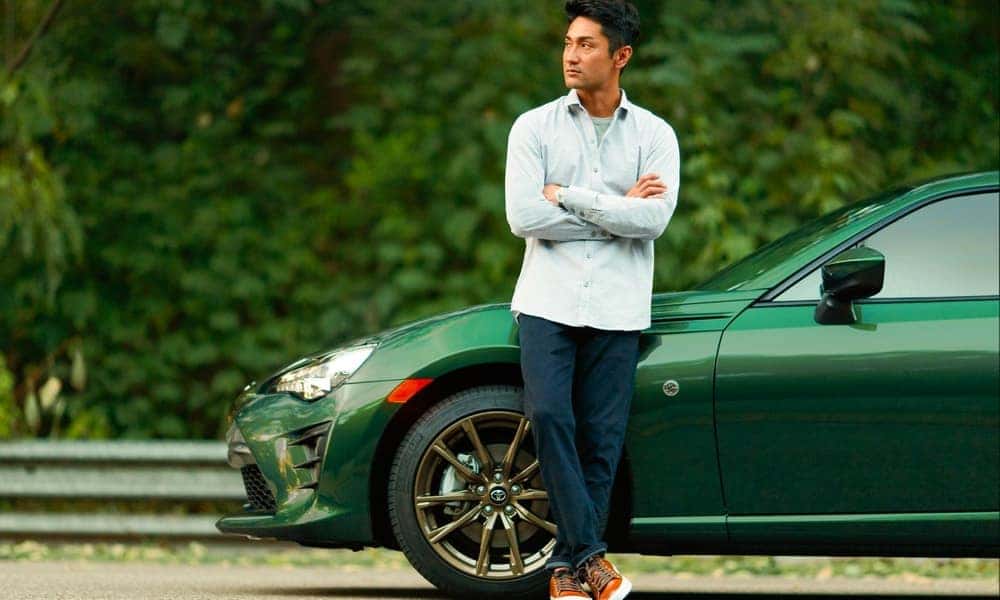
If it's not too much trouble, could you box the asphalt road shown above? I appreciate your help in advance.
[2,561,997,600]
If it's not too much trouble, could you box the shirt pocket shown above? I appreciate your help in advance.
[543,132,582,187]
[603,143,640,195]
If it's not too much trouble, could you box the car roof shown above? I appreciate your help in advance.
[895,170,999,208]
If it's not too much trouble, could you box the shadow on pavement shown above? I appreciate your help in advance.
[628,594,998,600]
[238,588,449,598]
[241,589,997,600]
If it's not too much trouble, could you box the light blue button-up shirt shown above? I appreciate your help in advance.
[506,89,680,331]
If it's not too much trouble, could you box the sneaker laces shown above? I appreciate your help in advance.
[553,568,585,594]
[581,557,617,591]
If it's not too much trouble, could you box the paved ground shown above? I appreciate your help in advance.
[1,561,997,600]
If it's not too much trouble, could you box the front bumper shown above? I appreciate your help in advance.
[216,379,402,546]
[223,423,277,512]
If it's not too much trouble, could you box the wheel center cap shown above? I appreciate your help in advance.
[488,486,508,505]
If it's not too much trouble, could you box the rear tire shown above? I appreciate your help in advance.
[388,385,553,599]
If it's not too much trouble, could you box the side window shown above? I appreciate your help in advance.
[777,192,1000,301]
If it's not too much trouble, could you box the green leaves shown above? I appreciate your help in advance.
[155,13,191,50]
[0,0,996,438]
[0,71,83,305]
[0,356,15,439]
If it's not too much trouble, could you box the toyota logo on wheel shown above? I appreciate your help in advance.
[489,487,508,504]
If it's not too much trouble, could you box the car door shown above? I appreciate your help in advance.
[714,191,999,548]
[624,290,758,550]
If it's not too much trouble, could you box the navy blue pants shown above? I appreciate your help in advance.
[517,313,640,571]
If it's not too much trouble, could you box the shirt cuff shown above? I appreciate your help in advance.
[558,186,611,239]
[560,185,599,217]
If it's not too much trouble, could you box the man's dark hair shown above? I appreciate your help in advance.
[565,0,640,54]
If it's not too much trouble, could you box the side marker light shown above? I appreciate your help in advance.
[387,378,434,404]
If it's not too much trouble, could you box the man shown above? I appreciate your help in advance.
[504,1,679,599]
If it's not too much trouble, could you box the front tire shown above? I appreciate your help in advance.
[388,385,554,599]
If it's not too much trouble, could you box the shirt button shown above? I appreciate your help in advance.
[592,168,599,173]
[583,282,591,288]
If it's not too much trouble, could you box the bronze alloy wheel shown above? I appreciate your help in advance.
[389,386,555,599]
[412,409,555,578]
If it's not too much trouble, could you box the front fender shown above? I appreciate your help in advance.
[351,304,520,382]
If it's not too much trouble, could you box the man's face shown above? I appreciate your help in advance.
[563,17,628,91]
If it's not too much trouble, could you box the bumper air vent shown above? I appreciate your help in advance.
[287,421,332,491]
[240,464,277,511]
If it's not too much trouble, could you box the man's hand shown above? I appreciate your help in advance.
[546,175,666,205]
[627,174,667,199]
[542,183,562,206]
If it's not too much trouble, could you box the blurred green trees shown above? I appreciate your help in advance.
[1,0,997,438]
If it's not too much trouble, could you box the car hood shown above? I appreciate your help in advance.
[370,289,763,342]
[365,288,765,346]
[363,303,511,344]
[259,290,763,390]
[365,289,765,345]
[258,304,508,386]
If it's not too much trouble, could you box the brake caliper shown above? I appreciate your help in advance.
[439,452,481,516]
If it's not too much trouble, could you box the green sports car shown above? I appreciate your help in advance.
[218,171,999,598]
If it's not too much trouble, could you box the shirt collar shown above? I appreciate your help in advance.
[566,88,632,117]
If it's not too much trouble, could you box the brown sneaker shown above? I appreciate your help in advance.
[549,567,589,600]
[578,555,632,600]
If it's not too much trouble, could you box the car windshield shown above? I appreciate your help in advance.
[697,188,905,291]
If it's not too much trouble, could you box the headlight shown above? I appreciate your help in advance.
[273,344,376,400]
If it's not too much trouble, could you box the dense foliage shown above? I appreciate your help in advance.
[1,0,997,439]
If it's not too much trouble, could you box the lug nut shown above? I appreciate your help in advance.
[476,485,486,495]
[493,472,503,482]
[483,505,494,514]
[504,505,515,515]
[510,484,522,495]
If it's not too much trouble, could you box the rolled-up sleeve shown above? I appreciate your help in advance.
[505,115,614,241]
[559,121,679,241]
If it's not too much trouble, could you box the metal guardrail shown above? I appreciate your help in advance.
[0,441,244,539]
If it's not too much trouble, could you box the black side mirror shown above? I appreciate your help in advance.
[814,247,885,325]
